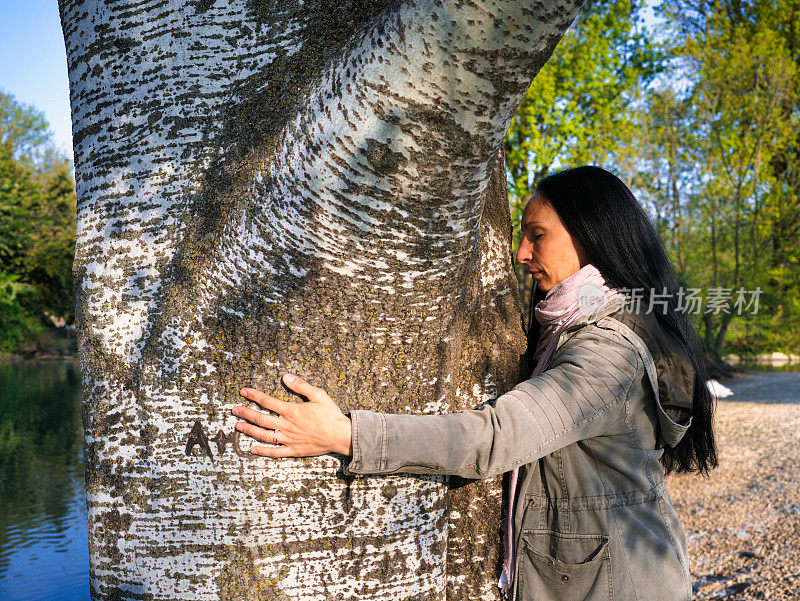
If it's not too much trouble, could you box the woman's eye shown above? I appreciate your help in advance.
[533,234,543,240]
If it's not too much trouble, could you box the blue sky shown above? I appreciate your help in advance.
[0,1,662,169]
[0,0,72,161]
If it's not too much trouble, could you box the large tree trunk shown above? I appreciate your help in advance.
[60,1,583,598]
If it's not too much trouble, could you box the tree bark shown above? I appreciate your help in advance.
[60,1,583,598]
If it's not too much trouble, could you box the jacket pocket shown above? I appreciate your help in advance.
[516,530,612,601]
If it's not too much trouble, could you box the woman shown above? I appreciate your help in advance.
[232,166,717,601]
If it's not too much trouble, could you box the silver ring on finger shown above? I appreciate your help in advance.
[273,429,279,445]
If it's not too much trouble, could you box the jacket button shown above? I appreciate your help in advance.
[561,575,569,582]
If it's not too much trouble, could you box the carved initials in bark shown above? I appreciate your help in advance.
[185,419,256,460]
[185,420,215,460]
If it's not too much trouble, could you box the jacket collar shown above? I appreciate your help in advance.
[552,294,627,351]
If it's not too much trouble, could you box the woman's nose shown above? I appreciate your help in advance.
[516,239,531,265]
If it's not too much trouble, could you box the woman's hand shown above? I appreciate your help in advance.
[232,373,353,458]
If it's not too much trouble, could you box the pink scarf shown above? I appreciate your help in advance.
[499,263,619,597]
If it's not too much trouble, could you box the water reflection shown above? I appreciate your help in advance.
[0,359,88,601]
[734,360,800,372]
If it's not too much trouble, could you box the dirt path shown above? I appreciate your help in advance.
[666,371,800,600]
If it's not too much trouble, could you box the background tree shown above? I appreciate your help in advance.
[59,1,584,599]
[0,90,51,163]
[629,88,694,274]
[504,0,661,210]
[691,18,795,357]
[0,90,76,352]
[646,0,800,359]
[21,159,77,320]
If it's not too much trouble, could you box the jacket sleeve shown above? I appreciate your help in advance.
[343,323,643,479]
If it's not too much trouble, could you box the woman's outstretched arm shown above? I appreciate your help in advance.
[233,323,642,479]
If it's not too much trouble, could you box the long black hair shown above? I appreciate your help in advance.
[524,165,717,476]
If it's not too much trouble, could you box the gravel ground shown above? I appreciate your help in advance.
[666,371,800,600]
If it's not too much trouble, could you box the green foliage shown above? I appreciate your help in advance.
[21,161,77,318]
[632,0,800,356]
[0,90,76,354]
[504,0,662,221]
[0,140,38,271]
[0,90,51,164]
[0,273,44,353]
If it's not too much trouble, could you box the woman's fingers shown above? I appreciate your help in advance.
[231,406,280,430]
[238,428,310,457]
[232,405,280,430]
[282,373,324,401]
[235,421,278,443]
[251,444,300,458]
[239,388,295,415]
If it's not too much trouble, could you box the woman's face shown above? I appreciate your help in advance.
[515,193,589,292]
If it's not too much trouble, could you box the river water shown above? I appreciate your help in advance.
[0,359,88,601]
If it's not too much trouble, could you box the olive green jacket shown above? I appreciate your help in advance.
[344,296,695,601]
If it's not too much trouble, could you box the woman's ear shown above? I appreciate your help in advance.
[575,239,591,268]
